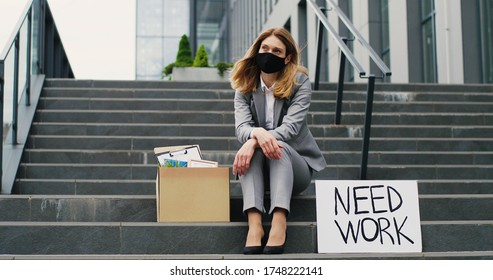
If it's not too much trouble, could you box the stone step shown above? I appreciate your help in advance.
[25,135,493,152]
[12,179,493,196]
[1,195,493,223]
[42,79,234,89]
[13,179,157,195]
[418,180,493,194]
[24,135,241,151]
[34,109,235,124]
[33,110,493,126]
[38,96,493,113]
[3,251,493,259]
[42,87,236,99]
[41,87,493,103]
[13,79,491,258]
[29,123,493,138]
[42,79,493,94]
[30,123,235,137]
[0,220,492,254]
[335,112,493,126]
[17,163,493,181]
[21,149,493,166]
[38,97,234,111]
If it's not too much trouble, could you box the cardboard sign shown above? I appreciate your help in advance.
[315,180,422,253]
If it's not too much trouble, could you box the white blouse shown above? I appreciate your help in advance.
[260,76,275,130]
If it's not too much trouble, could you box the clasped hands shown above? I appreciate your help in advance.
[233,127,283,176]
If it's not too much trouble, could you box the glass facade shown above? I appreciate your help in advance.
[193,0,229,64]
[481,0,493,83]
[136,0,228,80]
[380,0,390,68]
[133,0,492,84]
[3,16,29,145]
[136,0,190,80]
[32,0,42,75]
[421,0,437,83]
[230,0,277,61]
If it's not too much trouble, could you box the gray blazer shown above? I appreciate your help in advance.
[234,73,327,172]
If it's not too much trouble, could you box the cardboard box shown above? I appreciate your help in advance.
[156,167,230,222]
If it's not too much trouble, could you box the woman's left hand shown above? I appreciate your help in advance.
[233,139,258,176]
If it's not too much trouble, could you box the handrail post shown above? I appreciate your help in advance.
[12,34,20,145]
[314,9,326,90]
[26,8,32,106]
[335,38,348,125]
[360,75,376,180]
[0,64,4,192]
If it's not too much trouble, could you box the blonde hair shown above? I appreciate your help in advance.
[230,27,308,99]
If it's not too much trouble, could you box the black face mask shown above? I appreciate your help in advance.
[255,52,287,73]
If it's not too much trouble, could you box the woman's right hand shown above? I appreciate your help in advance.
[233,139,258,177]
[251,127,283,160]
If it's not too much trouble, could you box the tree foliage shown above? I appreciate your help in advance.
[193,44,209,67]
[176,34,193,66]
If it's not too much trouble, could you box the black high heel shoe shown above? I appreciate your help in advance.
[263,232,287,254]
[243,236,266,255]
[243,245,264,255]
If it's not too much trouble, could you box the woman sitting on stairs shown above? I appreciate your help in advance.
[230,27,327,254]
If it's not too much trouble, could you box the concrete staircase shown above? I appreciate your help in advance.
[1,79,493,259]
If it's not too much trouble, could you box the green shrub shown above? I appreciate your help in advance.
[176,35,193,66]
[215,61,234,77]
[193,44,209,67]
[162,62,175,77]
[161,35,193,78]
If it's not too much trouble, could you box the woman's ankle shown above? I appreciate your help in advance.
[245,227,264,247]
[267,208,287,246]
[245,208,264,247]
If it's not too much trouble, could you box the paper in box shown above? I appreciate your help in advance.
[154,145,230,222]
[155,145,202,166]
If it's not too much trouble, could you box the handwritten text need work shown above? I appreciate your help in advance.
[333,185,415,246]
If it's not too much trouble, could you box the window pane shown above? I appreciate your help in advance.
[163,36,181,67]
[421,0,434,18]
[421,0,436,83]
[32,0,42,75]
[381,0,389,48]
[136,37,163,79]
[195,0,228,65]
[422,19,436,82]
[137,0,163,36]
[163,0,189,36]
[481,0,493,83]
[3,51,14,144]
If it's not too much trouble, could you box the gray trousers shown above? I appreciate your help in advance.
[239,141,313,214]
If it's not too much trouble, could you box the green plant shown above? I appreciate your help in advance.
[162,34,193,78]
[176,35,193,66]
[215,61,234,77]
[192,44,209,67]
[162,62,175,77]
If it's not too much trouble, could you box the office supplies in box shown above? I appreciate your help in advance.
[154,145,230,222]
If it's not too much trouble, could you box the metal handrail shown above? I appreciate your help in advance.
[0,0,73,193]
[325,0,391,77]
[307,0,392,180]
[308,1,366,77]
[0,1,34,60]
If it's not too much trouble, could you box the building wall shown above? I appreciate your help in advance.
[229,0,326,82]
[461,1,483,83]
[136,0,190,80]
[435,0,464,84]
[136,0,228,80]
[388,0,409,83]
[227,0,492,84]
